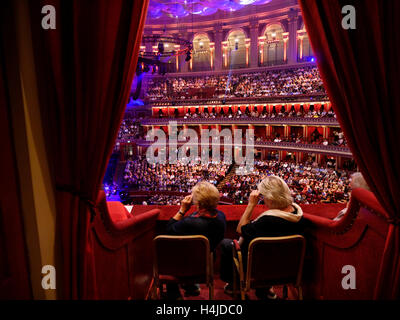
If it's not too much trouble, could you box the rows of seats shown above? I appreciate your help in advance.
[145,66,325,101]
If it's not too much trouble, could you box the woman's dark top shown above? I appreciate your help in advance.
[166,210,227,252]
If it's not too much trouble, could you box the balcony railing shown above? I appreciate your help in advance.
[131,138,352,157]
[223,63,248,70]
[191,65,214,72]
[145,93,329,106]
[297,56,314,63]
[261,60,288,67]
[141,116,339,126]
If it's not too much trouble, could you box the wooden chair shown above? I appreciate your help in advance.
[232,235,306,300]
[150,235,214,300]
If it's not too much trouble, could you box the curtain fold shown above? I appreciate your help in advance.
[28,0,149,299]
[299,0,400,299]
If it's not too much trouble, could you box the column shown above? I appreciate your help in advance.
[298,36,304,60]
[174,44,180,72]
[284,125,290,138]
[250,22,259,68]
[209,42,215,70]
[214,29,223,71]
[245,38,251,67]
[265,125,271,138]
[248,124,254,135]
[222,41,228,69]
[297,152,304,163]
[180,32,189,72]
[322,126,329,139]
[303,125,308,140]
[152,45,160,73]
[288,10,299,64]
[283,32,289,62]
[258,36,266,65]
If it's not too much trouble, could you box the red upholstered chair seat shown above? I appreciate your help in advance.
[107,201,132,222]
[91,191,160,299]
[302,188,390,300]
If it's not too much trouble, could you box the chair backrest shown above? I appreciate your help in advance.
[246,235,306,289]
[153,235,211,282]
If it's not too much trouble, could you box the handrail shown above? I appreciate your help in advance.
[144,61,316,78]
[132,139,352,157]
[140,116,339,126]
[145,93,329,106]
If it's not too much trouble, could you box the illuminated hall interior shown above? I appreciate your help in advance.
[1,0,399,301]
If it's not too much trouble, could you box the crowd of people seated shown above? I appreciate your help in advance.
[156,104,335,120]
[113,118,347,152]
[146,194,182,206]
[122,156,229,192]
[121,155,351,206]
[146,66,326,101]
[259,129,347,147]
[219,160,351,205]
[117,119,143,141]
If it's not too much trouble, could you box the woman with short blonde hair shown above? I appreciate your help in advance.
[220,175,305,300]
[165,181,226,299]
[192,181,220,214]
[257,175,293,210]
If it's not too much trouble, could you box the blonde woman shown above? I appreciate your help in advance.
[220,175,306,300]
[165,181,226,299]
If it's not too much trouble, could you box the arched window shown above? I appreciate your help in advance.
[156,38,176,73]
[192,34,212,71]
[264,24,285,66]
[297,25,314,62]
[226,29,246,69]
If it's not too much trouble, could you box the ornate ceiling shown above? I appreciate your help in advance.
[147,0,273,19]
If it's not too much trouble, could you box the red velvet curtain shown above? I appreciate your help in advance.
[300,0,400,299]
[0,20,32,297]
[28,0,149,299]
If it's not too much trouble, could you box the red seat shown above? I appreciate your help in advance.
[91,191,160,299]
[303,188,390,299]
[150,235,214,299]
[233,235,306,300]
[107,201,132,222]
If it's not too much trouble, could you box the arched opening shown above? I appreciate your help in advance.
[192,34,212,71]
[298,26,314,62]
[263,24,286,66]
[226,29,247,69]
[156,38,177,73]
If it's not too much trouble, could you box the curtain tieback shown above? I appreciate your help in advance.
[56,184,97,222]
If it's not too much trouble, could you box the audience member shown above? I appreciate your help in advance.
[219,176,307,299]
[333,172,370,221]
[164,181,227,299]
